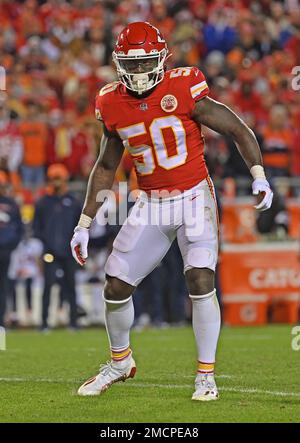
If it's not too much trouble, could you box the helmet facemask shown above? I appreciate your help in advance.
[113,49,167,95]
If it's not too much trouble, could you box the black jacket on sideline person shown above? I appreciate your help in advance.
[0,195,23,258]
[32,191,81,329]
[0,195,23,326]
[33,193,81,258]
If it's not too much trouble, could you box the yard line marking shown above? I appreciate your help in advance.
[220,386,300,397]
[148,374,235,379]
[0,374,235,383]
[0,377,73,383]
[130,383,300,398]
[1,377,299,398]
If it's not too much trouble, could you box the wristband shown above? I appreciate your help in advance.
[250,165,266,180]
[78,213,93,229]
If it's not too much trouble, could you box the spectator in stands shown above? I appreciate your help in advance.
[231,72,263,122]
[47,110,89,179]
[285,10,300,64]
[203,51,226,88]
[255,17,281,58]
[0,171,23,326]
[19,100,48,188]
[203,8,237,54]
[262,104,292,177]
[150,0,175,41]
[291,120,300,191]
[171,9,200,67]
[33,163,81,331]
[265,1,293,46]
[0,95,23,186]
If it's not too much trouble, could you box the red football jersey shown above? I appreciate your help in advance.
[95,67,210,193]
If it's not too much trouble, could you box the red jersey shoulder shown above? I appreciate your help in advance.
[165,66,209,102]
[95,81,121,122]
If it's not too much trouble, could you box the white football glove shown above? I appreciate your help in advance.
[70,226,89,266]
[252,178,273,212]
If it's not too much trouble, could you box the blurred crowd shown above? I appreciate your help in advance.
[0,0,300,329]
[1,0,300,190]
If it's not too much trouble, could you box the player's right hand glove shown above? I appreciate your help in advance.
[252,178,273,212]
[70,226,89,266]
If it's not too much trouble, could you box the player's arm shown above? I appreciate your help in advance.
[71,125,124,265]
[192,96,273,211]
[82,125,124,219]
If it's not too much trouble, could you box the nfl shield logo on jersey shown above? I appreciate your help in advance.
[161,94,178,112]
[139,103,148,111]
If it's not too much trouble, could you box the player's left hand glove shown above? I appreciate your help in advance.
[252,178,273,212]
[70,226,89,266]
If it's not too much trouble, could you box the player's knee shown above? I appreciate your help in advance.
[103,276,134,302]
[105,252,130,280]
[185,267,215,295]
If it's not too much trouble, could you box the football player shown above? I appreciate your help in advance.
[71,22,273,400]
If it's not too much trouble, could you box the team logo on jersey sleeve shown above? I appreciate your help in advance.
[160,95,178,112]
[95,108,102,121]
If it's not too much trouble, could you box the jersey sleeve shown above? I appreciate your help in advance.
[95,93,104,122]
[94,82,120,132]
[188,67,210,103]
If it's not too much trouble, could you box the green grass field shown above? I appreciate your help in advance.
[0,325,299,423]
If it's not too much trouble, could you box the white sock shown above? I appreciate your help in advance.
[104,297,134,361]
[190,289,221,368]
